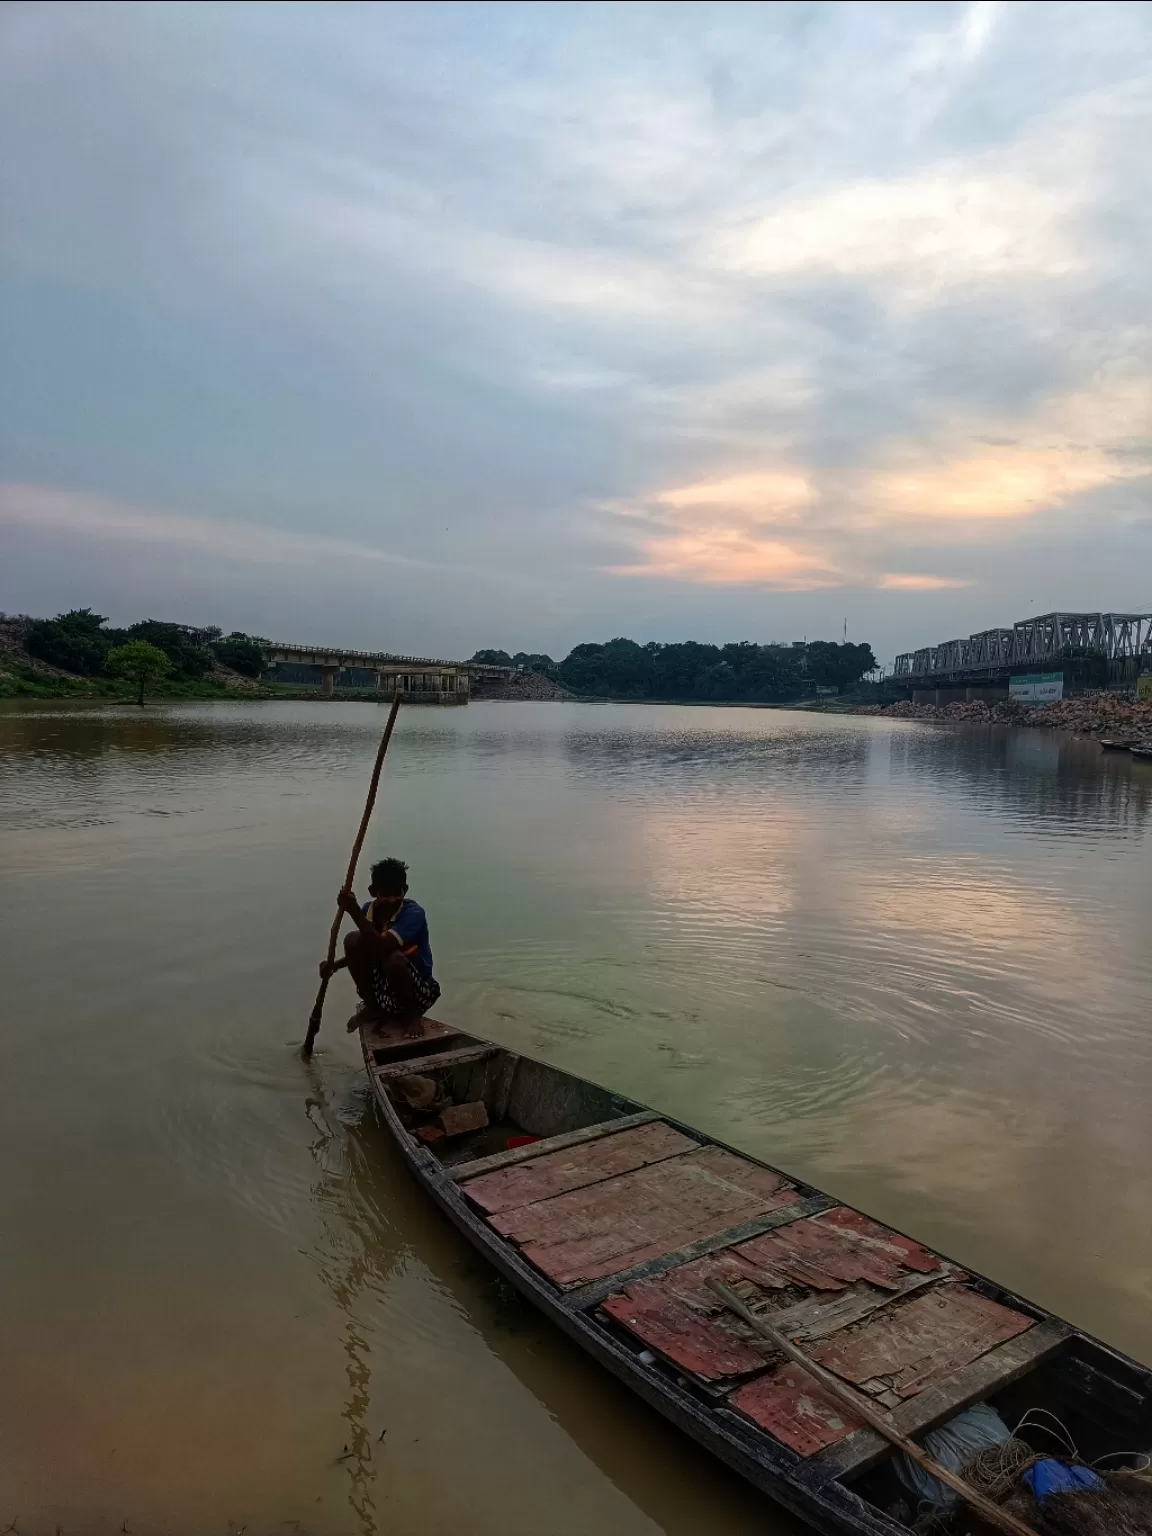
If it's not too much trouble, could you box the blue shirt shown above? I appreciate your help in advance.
[364,896,435,982]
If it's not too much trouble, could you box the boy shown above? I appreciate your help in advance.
[320,856,441,1038]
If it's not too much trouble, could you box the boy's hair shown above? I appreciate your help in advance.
[370,856,409,892]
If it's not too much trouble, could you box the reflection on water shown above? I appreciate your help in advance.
[1,699,1150,1534]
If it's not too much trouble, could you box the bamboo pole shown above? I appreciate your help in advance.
[706,1279,1040,1536]
[302,691,403,1058]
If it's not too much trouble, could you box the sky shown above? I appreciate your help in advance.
[1,1,1149,667]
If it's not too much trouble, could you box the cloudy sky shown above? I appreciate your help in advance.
[1,1,1149,665]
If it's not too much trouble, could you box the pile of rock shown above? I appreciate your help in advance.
[206,661,264,692]
[878,692,1152,745]
[471,670,575,701]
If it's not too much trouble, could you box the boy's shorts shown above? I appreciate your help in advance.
[372,957,441,1017]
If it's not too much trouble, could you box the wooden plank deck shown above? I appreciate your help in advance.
[362,1016,465,1062]
[726,1289,1036,1456]
[744,1207,943,1288]
[461,1121,700,1215]
[809,1319,1070,1481]
[490,1147,797,1288]
[597,1209,950,1384]
[374,1044,497,1080]
[730,1363,869,1456]
[808,1285,1033,1400]
[448,1111,662,1182]
[603,1282,769,1381]
[567,1196,832,1312]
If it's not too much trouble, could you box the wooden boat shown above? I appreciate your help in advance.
[361,1017,1152,1535]
[1099,738,1136,750]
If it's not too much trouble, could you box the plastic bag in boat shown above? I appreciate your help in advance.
[893,1402,1011,1509]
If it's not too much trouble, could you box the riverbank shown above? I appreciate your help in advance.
[857,691,1152,744]
[0,651,275,702]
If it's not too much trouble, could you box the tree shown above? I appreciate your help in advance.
[126,620,214,678]
[469,648,514,667]
[511,651,557,676]
[804,641,877,691]
[25,609,115,675]
[553,635,873,701]
[107,640,172,704]
[211,631,268,678]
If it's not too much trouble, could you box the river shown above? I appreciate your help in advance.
[2,699,1150,1536]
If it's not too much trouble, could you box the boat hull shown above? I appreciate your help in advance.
[361,1021,1152,1536]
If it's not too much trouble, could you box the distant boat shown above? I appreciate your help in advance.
[1099,738,1136,750]
[361,1016,1152,1536]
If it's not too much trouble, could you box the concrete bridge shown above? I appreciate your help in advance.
[892,611,1152,696]
[263,642,516,700]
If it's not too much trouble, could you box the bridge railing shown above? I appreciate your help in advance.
[893,612,1152,683]
[264,642,516,674]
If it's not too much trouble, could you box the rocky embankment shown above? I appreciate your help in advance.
[863,692,1152,746]
[470,671,575,701]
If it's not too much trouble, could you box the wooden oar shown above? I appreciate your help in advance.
[706,1279,1040,1536]
[302,690,403,1058]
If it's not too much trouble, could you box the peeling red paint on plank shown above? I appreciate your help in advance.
[599,1250,782,1382]
[596,1209,946,1381]
[730,1365,868,1456]
[814,1208,942,1274]
[810,1285,1033,1399]
[490,1147,796,1288]
[463,1121,698,1215]
[729,1208,942,1292]
[602,1282,767,1380]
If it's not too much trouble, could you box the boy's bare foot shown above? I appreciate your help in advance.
[402,1016,426,1040]
[347,1002,387,1033]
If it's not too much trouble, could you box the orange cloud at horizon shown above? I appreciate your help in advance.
[605,372,1151,590]
[607,527,841,588]
[878,573,973,591]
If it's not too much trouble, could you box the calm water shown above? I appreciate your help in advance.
[2,699,1151,1535]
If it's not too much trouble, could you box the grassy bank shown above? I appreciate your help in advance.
[0,658,413,704]
[0,654,274,702]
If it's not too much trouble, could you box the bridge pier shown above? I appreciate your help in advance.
[319,665,340,698]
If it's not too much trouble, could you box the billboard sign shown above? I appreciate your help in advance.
[1009,672,1064,704]
[1139,674,1152,703]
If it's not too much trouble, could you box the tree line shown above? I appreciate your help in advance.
[25,609,268,700]
[23,612,877,704]
[471,637,877,701]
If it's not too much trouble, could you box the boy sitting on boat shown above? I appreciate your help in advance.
[320,856,441,1038]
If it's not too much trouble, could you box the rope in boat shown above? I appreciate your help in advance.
[960,1437,1044,1505]
[908,1410,1152,1534]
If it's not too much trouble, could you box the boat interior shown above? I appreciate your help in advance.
[363,1018,1152,1529]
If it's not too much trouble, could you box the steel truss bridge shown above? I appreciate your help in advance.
[893,612,1152,685]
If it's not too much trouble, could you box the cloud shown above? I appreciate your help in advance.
[608,534,842,590]
[0,484,427,571]
[864,372,1152,526]
[602,372,1152,589]
[1,2,1150,651]
[879,574,973,591]
[656,472,814,518]
[706,164,1082,298]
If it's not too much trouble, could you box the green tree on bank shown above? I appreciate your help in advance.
[24,611,270,685]
[106,640,173,704]
[211,632,268,677]
[476,637,878,702]
[24,608,112,674]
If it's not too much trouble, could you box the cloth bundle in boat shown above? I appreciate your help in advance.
[894,1402,1011,1509]
[394,1075,446,1112]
